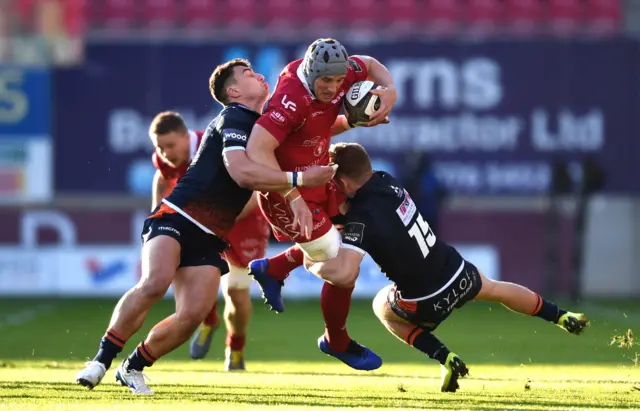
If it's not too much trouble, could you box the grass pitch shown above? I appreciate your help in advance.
[0,298,639,410]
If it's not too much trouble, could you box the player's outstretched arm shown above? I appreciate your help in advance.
[224,149,334,192]
[151,169,167,210]
[305,248,363,287]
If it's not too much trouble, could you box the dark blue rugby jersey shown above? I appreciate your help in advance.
[340,171,464,300]
[162,103,259,238]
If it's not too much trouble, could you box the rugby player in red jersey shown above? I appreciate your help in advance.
[246,38,397,371]
[148,111,270,371]
[76,59,336,394]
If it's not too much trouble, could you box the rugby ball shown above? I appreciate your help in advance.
[343,81,381,127]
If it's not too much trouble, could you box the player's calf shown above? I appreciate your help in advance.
[473,271,589,334]
[373,285,469,392]
[222,265,252,371]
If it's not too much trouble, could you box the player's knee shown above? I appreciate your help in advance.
[177,301,211,331]
[136,268,173,302]
[299,225,341,262]
[372,285,393,321]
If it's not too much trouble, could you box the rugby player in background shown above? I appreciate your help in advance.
[246,38,396,371]
[307,142,589,392]
[75,59,336,394]
[148,111,271,371]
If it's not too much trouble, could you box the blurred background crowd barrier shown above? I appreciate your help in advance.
[0,0,638,300]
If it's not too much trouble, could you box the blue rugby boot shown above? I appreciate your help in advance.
[318,335,382,371]
[248,258,284,313]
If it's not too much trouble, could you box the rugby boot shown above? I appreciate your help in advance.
[224,347,246,371]
[75,360,106,389]
[440,352,469,392]
[318,336,382,371]
[189,322,218,359]
[249,258,285,313]
[115,360,154,395]
[557,312,589,335]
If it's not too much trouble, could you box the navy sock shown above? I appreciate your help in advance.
[125,342,156,372]
[93,330,124,370]
[406,327,451,365]
[532,294,566,323]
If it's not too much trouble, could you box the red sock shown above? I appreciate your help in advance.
[320,282,354,352]
[226,333,246,351]
[267,246,304,281]
[203,301,219,327]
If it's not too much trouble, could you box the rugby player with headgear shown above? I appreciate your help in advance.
[75,59,336,394]
[147,111,271,371]
[246,38,396,371]
[307,142,589,392]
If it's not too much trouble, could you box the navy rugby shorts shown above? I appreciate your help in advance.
[388,260,482,330]
[141,208,229,274]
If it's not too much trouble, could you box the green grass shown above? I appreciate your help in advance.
[0,298,639,409]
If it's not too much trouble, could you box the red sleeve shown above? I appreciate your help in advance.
[255,82,307,144]
[152,152,176,179]
[349,56,369,83]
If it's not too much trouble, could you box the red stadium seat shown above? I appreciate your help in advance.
[141,0,177,30]
[264,0,302,33]
[504,0,543,36]
[546,0,584,36]
[100,0,138,30]
[383,0,420,35]
[422,0,463,36]
[60,0,88,36]
[305,0,341,35]
[345,0,381,31]
[466,0,504,36]
[182,0,221,30]
[585,0,621,35]
[225,0,259,31]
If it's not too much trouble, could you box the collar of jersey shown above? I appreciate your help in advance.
[227,102,261,115]
[353,171,385,199]
[296,62,316,100]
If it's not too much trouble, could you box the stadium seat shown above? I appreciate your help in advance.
[182,0,221,30]
[60,0,88,37]
[141,0,177,30]
[504,0,543,36]
[466,0,504,36]
[305,0,341,35]
[225,0,259,32]
[99,0,138,30]
[546,0,584,36]
[584,0,621,35]
[345,0,381,31]
[264,0,302,33]
[422,0,463,36]
[383,0,420,35]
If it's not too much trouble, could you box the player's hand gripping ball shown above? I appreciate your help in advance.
[343,81,382,127]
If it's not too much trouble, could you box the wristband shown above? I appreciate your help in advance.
[286,172,294,188]
[292,171,299,187]
[296,172,304,187]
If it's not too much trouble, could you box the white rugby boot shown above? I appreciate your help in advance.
[115,361,154,395]
[75,361,107,389]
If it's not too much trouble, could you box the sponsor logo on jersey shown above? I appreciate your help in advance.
[158,226,180,236]
[270,110,286,125]
[222,129,248,142]
[348,59,363,73]
[343,222,365,244]
[312,110,324,117]
[396,190,417,226]
[314,140,326,157]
